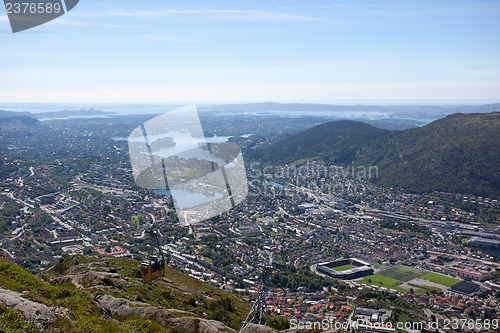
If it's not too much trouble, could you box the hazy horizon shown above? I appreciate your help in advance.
[2,0,500,104]
[1,100,500,112]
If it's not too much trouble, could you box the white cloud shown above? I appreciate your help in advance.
[0,15,8,22]
[52,18,137,28]
[135,35,200,43]
[109,9,316,22]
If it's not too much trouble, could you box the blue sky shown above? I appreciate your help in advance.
[1,0,500,104]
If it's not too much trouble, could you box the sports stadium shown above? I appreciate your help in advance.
[315,258,374,280]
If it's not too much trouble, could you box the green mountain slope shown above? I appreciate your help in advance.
[0,255,251,332]
[0,115,39,127]
[248,120,389,165]
[359,112,500,196]
[251,112,500,197]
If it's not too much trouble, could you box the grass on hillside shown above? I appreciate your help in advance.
[421,272,460,287]
[0,257,140,332]
[0,255,252,332]
[332,264,356,272]
[63,256,250,329]
[290,158,316,166]
[0,303,38,333]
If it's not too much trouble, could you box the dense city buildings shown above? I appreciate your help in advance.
[1,113,499,330]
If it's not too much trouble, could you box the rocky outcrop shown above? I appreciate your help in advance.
[95,293,236,333]
[168,317,237,333]
[240,323,274,333]
[240,323,340,333]
[50,269,123,289]
[0,288,68,330]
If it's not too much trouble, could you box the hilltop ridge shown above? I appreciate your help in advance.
[251,112,500,197]
[0,255,256,332]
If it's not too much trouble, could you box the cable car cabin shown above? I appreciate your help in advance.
[141,257,165,282]
[141,230,167,282]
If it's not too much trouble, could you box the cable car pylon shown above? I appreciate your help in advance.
[240,252,283,332]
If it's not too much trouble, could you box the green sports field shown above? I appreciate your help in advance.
[392,265,427,277]
[332,264,356,271]
[359,266,456,294]
[362,274,429,294]
[362,274,401,287]
[421,273,460,287]
[379,265,426,282]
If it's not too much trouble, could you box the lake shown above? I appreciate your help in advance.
[264,181,286,188]
[152,189,223,209]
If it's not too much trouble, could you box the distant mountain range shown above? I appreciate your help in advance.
[214,102,500,119]
[0,109,117,128]
[250,112,500,197]
[0,115,39,126]
[0,109,113,120]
